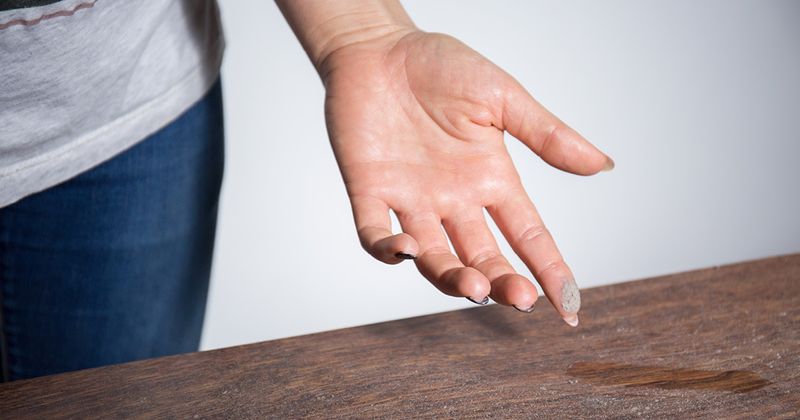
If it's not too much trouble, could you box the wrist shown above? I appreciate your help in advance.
[316,23,418,83]
[276,0,417,79]
[314,20,416,74]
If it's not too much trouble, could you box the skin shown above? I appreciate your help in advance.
[277,1,614,326]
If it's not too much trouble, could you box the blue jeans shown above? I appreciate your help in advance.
[0,80,224,381]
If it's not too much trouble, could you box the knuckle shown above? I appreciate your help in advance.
[539,124,562,156]
[419,246,452,259]
[469,250,505,269]
[515,224,550,247]
[535,258,567,277]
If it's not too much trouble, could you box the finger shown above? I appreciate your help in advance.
[488,191,581,326]
[442,210,537,312]
[351,195,419,264]
[398,211,491,302]
[501,81,614,176]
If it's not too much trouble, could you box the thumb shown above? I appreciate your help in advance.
[501,80,614,175]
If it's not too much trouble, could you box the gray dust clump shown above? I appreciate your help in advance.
[561,280,581,313]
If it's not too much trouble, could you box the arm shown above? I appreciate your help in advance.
[276,0,614,326]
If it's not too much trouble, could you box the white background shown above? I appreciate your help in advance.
[201,0,800,350]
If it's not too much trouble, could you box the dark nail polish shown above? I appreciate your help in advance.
[514,304,536,313]
[467,296,489,305]
[395,252,417,260]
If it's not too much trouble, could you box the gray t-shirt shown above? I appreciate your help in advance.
[0,0,225,207]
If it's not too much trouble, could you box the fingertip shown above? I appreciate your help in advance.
[562,314,579,327]
[523,123,606,176]
[450,267,491,301]
[394,232,420,256]
[391,233,420,263]
[372,233,419,264]
[601,154,615,172]
[541,274,582,326]
[556,126,611,176]
[489,273,538,310]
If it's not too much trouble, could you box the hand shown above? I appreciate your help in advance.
[321,30,613,326]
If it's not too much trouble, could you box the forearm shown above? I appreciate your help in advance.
[275,0,416,74]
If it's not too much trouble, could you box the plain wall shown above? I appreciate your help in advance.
[200,0,800,350]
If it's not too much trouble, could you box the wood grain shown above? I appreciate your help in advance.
[1,254,799,418]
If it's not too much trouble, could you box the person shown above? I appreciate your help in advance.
[0,0,614,381]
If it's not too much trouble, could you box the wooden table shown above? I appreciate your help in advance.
[2,254,799,418]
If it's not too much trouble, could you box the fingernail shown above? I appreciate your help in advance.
[602,155,615,172]
[467,296,489,305]
[563,314,579,327]
[514,303,536,313]
[561,279,581,313]
[395,252,417,260]
[561,278,581,326]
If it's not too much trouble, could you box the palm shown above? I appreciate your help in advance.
[323,32,611,325]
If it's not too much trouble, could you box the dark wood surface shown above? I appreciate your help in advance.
[2,254,799,418]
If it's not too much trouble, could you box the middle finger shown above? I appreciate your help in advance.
[443,208,539,311]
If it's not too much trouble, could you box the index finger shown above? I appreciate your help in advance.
[487,190,581,326]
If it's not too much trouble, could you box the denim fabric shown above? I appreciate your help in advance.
[0,79,224,381]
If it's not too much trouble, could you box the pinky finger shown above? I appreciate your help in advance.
[351,195,419,264]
